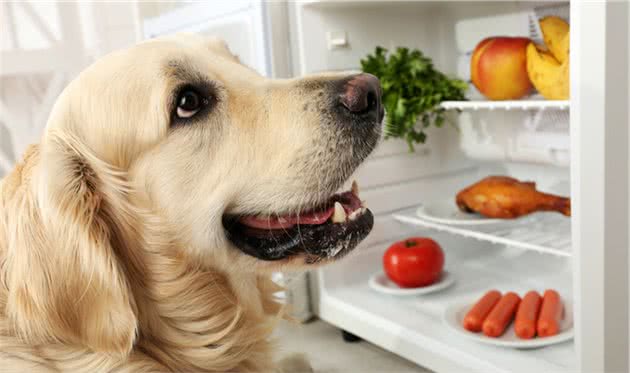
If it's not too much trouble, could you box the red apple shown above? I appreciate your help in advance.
[471,37,533,100]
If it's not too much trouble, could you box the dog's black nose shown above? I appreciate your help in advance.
[340,73,383,122]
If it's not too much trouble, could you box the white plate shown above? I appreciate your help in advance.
[369,271,455,296]
[443,298,574,349]
[417,200,506,225]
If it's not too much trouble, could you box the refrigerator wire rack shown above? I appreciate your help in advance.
[393,207,572,257]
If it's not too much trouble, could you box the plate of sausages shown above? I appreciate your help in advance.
[443,289,573,348]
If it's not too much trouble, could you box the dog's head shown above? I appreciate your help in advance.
[42,34,382,271]
[5,35,382,359]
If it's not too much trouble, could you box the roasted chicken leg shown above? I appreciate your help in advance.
[456,176,571,219]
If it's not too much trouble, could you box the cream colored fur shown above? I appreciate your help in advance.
[0,34,368,372]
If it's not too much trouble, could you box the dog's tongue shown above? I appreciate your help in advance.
[239,208,334,229]
[238,183,363,230]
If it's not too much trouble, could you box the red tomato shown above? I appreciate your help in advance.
[383,237,444,288]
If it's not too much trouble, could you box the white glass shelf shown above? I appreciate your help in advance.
[393,206,572,257]
[440,100,570,111]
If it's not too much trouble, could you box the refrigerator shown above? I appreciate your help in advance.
[289,2,629,372]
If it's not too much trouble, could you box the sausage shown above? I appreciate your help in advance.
[482,292,521,337]
[463,290,502,332]
[514,291,542,339]
[537,289,563,337]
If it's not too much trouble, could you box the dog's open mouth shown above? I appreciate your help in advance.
[223,182,373,262]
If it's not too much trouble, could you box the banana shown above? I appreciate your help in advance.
[526,16,570,100]
[526,43,569,100]
[539,16,570,64]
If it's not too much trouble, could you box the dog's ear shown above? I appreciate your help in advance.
[6,132,139,356]
[205,36,242,63]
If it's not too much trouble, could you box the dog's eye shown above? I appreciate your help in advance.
[176,89,206,119]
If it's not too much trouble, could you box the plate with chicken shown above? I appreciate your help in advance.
[418,176,571,226]
[417,200,506,225]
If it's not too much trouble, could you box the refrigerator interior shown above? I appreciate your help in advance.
[293,1,575,372]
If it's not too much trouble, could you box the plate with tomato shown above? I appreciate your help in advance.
[369,270,455,296]
[370,237,455,296]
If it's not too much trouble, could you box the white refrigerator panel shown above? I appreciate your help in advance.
[143,1,271,77]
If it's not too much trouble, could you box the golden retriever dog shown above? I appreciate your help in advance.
[0,34,383,372]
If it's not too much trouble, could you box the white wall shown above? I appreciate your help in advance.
[137,1,185,20]
[0,2,140,177]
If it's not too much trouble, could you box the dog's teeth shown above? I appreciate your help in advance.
[351,180,359,197]
[332,202,347,223]
[348,207,367,221]
[278,217,287,223]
